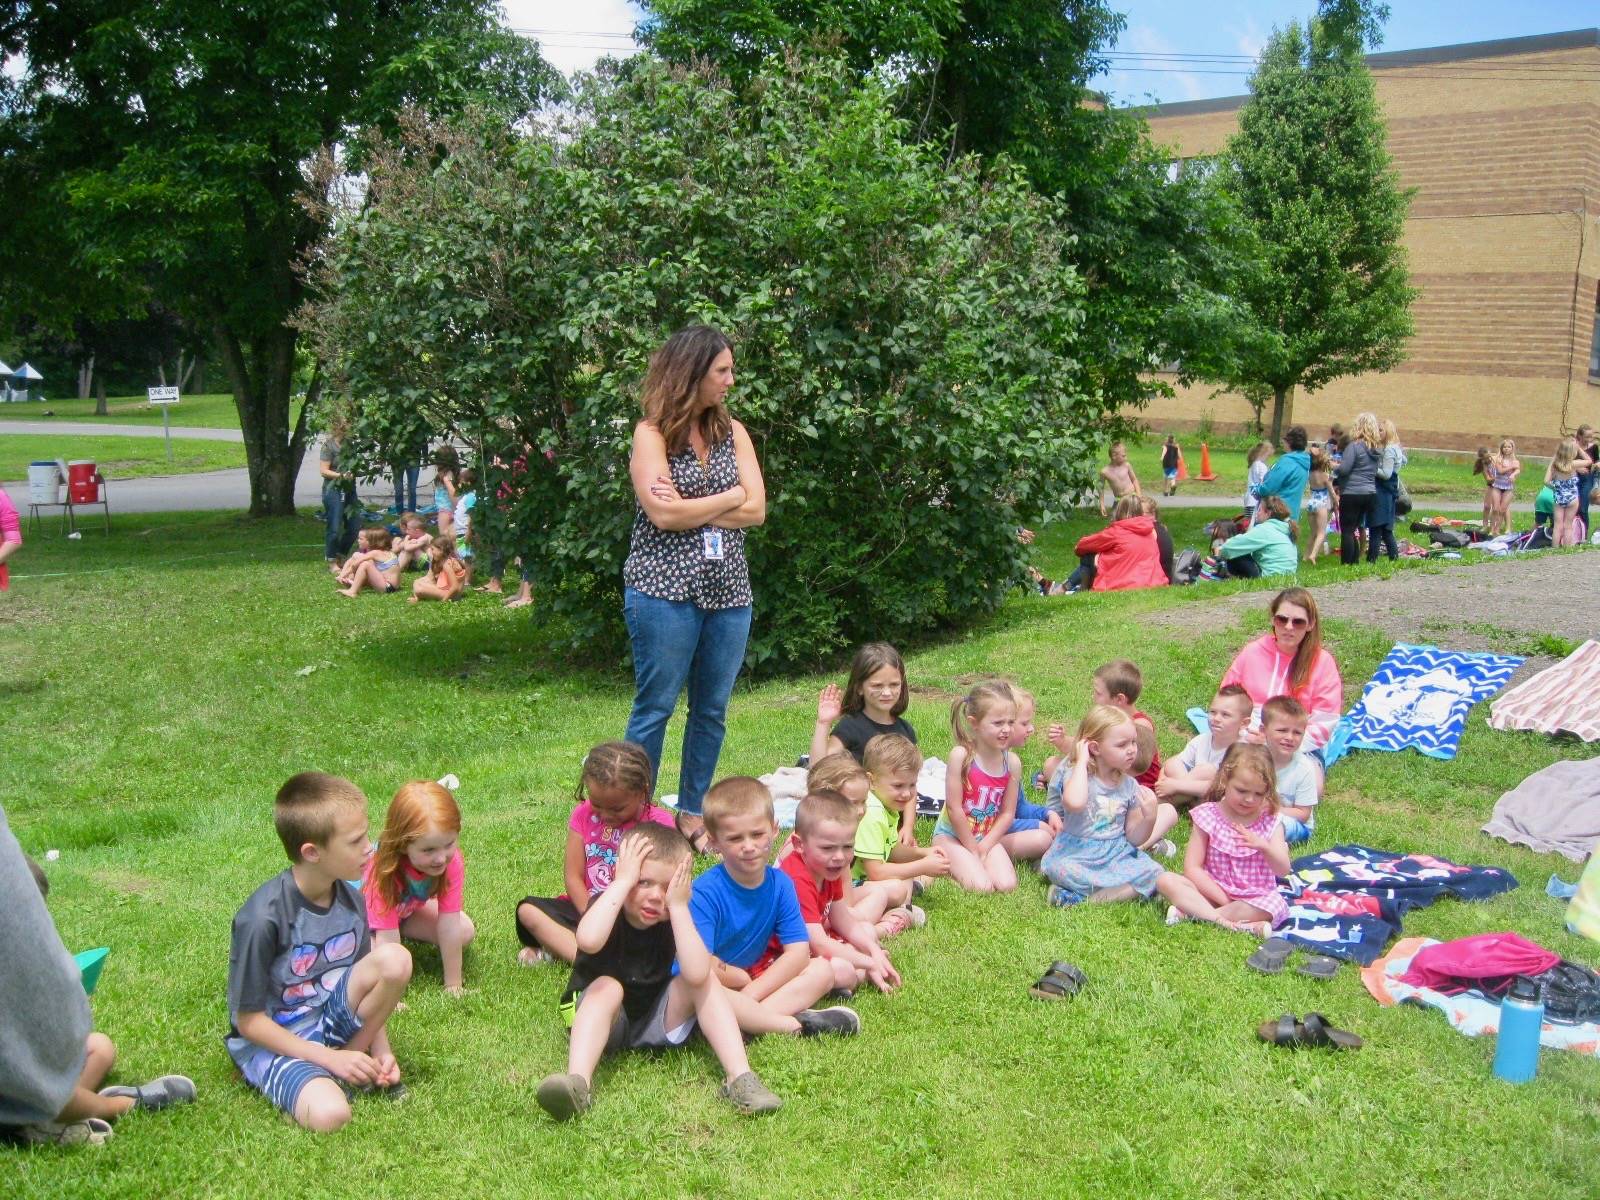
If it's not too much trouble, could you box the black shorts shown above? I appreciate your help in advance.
[515,895,580,948]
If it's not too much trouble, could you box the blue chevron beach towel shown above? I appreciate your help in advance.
[1322,643,1523,767]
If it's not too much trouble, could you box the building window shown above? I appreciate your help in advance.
[1591,283,1600,381]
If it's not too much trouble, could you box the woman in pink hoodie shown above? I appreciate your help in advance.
[1220,587,1342,750]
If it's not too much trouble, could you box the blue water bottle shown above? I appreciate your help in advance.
[1492,975,1545,1084]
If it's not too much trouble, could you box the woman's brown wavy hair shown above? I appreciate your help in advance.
[640,326,733,456]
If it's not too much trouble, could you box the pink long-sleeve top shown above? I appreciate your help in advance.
[0,485,20,591]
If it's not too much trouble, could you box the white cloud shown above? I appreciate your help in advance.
[497,0,643,76]
[1234,16,1267,62]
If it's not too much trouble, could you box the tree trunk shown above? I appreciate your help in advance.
[214,320,311,516]
[192,358,205,394]
[179,351,196,391]
[94,375,107,416]
[77,354,94,400]
[1270,384,1295,445]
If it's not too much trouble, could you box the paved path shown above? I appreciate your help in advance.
[0,420,243,441]
[3,455,398,514]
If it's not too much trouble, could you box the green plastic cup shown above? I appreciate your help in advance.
[74,947,110,995]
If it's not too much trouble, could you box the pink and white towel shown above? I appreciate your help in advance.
[1489,639,1600,741]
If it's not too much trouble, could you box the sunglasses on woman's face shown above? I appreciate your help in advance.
[1273,613,1311,630]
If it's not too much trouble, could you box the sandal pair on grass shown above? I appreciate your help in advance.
[1256,1011,1363,1051]
[1247,936,1339,980]
[1029,960,1086,1000]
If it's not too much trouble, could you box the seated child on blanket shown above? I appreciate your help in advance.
[1155,684,1251,805]
[777,791,903,996]
[517,742,674,965]
[1260,696,1320,845]
[1161,744,1291,934]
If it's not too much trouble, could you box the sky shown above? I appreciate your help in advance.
[499,1,1600,104]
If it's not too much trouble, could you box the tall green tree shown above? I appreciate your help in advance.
[1216,7,1415,442]
[636,0,1246,421]
[303,58,1098,671]
[0,1,558,514]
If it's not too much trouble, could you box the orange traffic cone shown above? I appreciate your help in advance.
[1176,448,1189,481]
[1197,442,1218,482]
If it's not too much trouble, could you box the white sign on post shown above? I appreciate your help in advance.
[147,386,180,463]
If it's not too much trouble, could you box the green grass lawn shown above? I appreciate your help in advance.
[0,393,248,430]
[0,435,246,482]
[1122,439,1539,505]
[4,512,1597,1199]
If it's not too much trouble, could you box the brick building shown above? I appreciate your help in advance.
[1141,27,1600,451]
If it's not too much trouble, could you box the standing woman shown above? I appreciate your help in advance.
[0,482,20,591]
[1333,413,1379,566]
[622,326,766,850]
[1366,418,1406,562]
[319,416,362,572]
[1575,425,1598,535]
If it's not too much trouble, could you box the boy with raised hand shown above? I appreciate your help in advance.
[1155,684,1253,804]
[1260,695,1322,845]
[536,825,782,1121]
[226,772,412,1133]
[856,733,948,915]
[781,790,903,995]
[691,777,860,1037]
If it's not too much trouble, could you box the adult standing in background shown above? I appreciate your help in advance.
[1254,426,1312,522]
[622,327,766,851]
[1575,424,1598,535]
[1333,412,1380,566]
[319,417,361,572]
[1367,418,1407,562]
[0,482,20,591]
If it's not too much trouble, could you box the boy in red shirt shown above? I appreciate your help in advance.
[778,791,901,996]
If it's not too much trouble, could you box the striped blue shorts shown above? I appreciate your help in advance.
[240,968,364,1115]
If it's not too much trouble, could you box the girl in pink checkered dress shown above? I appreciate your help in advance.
[1163,744,1290,935]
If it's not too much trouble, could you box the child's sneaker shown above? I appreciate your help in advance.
[795,1006,861,1037]
[17,1119,114,1147]
[876,906,923,939]
[1165,905,1189,926]
[720,1071,782,1115]
[98,1075,197,1112]
[1046,884,1082,908]
[1149,838,1178,859]
[905,904,928,929]
[517,946,550,967]
[535,1072,591,1121]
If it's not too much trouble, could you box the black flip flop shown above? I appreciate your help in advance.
[1030,962,1087,1000]
[1298,954,1340,981]
[1246,937,1295,975]
[1302,1012,1362,1050]
[1256,1012,1300,1046]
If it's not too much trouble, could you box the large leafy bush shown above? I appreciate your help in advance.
[303,55,1109,672]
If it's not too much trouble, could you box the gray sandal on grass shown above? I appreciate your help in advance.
[1246,937,1295,975]
[99,1075,197,1112]
[1298,953,1340,981]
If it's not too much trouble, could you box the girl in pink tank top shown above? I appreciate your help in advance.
[934,681,1021,893]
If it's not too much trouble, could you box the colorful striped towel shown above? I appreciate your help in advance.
[1489,639,1600,741]
[1322,643,1522,766]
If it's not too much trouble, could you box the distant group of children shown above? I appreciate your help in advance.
[1475,429,1595,547]
[201,638,1335,1133]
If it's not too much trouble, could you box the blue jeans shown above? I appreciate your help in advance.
[392,464,420,513]
[323,481,360,560]
[622,587,752,817]
[1578,470,1595,532]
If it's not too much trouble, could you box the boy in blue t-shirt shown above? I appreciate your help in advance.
[689,777,860,1037]
[226,772,412,1133]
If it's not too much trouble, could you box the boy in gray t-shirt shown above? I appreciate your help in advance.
[227,772,411,1132]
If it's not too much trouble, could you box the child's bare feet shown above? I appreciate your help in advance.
[407,595,420,605]
[339,587,359,598]
[517,946,549,967]
[477,582,503,594]
[503,595,532,609]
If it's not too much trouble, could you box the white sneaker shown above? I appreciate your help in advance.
[1165,905,1188,927]
[1150,838,1178,859]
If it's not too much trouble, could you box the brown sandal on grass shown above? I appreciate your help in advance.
[674,809,713,856]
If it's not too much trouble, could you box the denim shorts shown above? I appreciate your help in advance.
[1279,814,1315,845]
[239,968,364,1115]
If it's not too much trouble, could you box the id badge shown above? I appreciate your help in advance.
[702,528,725,560]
